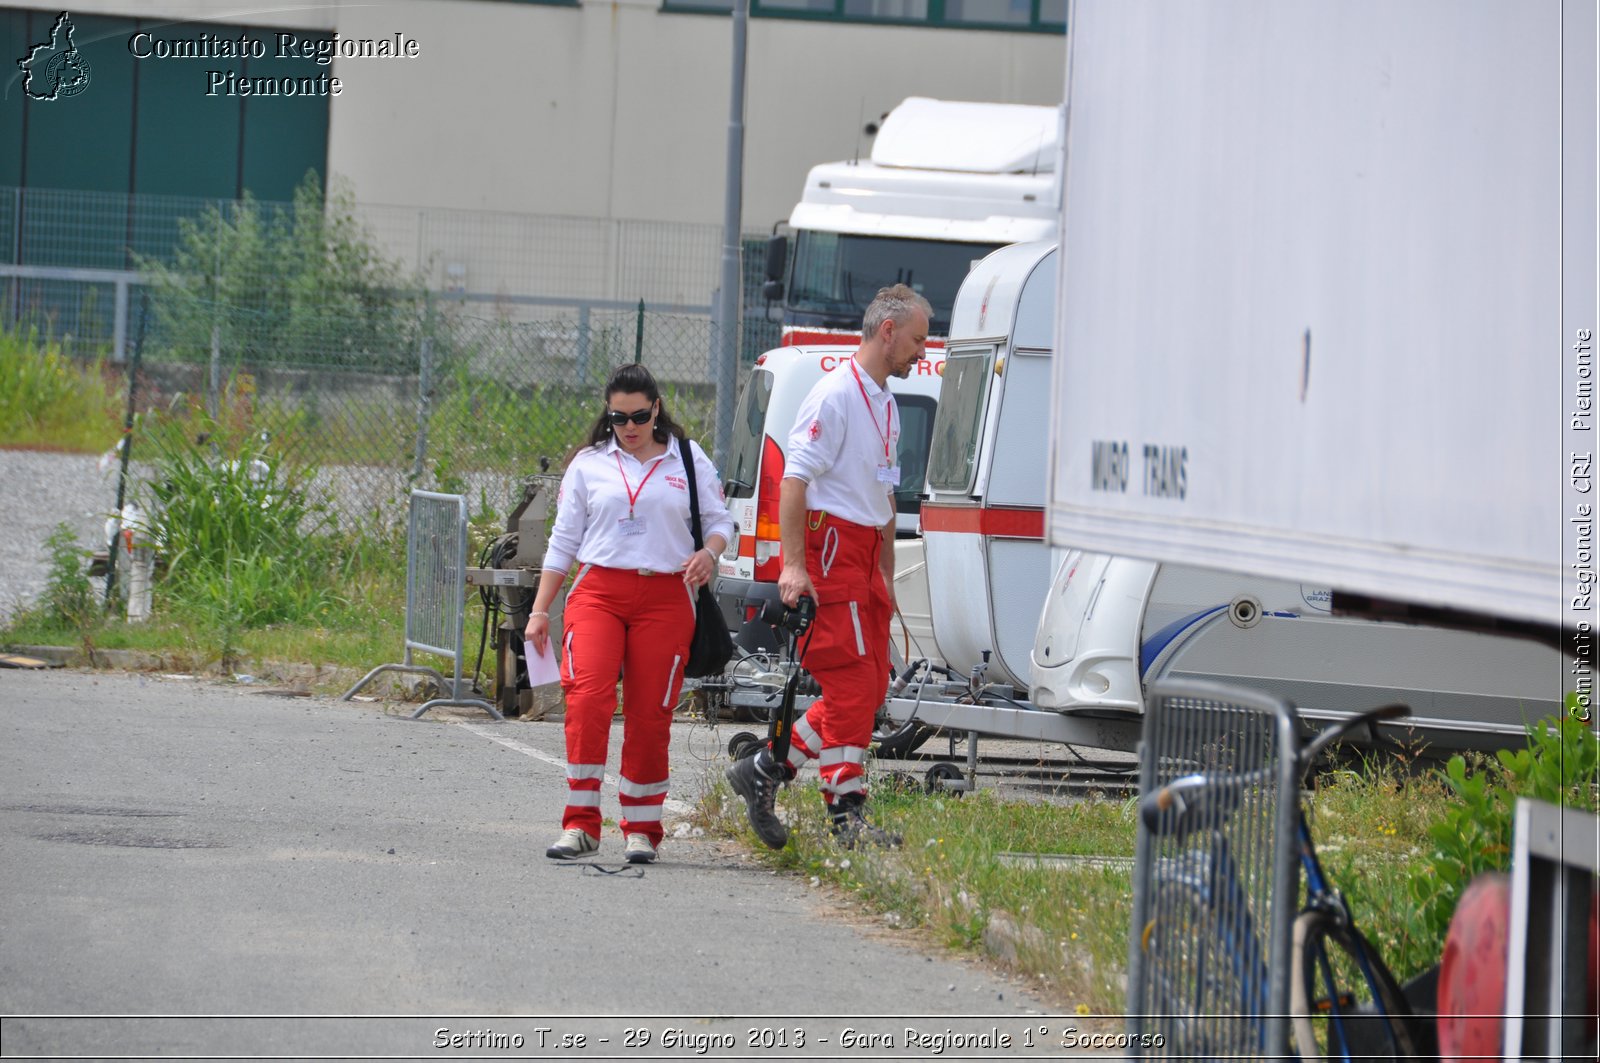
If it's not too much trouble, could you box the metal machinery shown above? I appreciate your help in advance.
[464,475,559,717]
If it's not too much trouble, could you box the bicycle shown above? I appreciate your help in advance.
[1132,686,1424,1061]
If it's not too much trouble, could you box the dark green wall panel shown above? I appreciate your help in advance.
[0,10,28,187]
[20,13,131,266]
[240,31,331,202]
[131,19,243,200]
[0,6,328,270]
[22,12,133,194]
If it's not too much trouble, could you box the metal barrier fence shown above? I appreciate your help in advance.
[340,490,500,720]
[1126,680,1300,1060]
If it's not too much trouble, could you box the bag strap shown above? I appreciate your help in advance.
[680,435,705,551]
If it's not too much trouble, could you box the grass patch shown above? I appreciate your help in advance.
[1,527,415,685]
[701,774,1144,1013]
[0,327,124,452]
[697,752,1526,1014]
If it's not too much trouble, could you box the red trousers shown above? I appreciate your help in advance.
[780,511,891,804]
[558,565,693,845]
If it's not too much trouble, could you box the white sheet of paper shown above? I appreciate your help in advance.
[523,639,561,687]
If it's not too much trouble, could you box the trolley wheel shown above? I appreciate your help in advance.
[727,732,763,761]
[1290,909,1421,1061]
[924,761,965,794]
[496,634,521,717]
[872,718,936,760]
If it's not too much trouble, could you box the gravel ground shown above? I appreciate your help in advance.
[0,450,124,626]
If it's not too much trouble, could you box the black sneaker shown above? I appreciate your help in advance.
[829,796,902,850]
[725,749,789,850]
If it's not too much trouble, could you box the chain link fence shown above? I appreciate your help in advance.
[5,183,788,532]
[1,185,782,364]
[121,293,743,531]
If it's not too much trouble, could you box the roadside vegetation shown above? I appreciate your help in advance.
[0,327,124,452]
[3,312,1594,1015]
[700,715,1596,1012]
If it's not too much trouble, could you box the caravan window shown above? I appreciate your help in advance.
[926,346,992,493]
[722,369,772,498]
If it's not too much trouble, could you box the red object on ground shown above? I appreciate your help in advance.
[1590,889,1599,1043]
[1437,872,1511,1063]
[1438,873,1600,1060]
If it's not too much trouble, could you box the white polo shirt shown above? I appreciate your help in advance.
[542,435,738,575]
[784,356,900,529]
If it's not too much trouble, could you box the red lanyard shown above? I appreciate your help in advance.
[614,452,663,518]
[849,358,894,463]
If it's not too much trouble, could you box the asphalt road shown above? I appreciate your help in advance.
[0,669,1102,1061]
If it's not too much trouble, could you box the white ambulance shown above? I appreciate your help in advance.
[715,345,945,656]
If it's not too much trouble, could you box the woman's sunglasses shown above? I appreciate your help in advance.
[607,408,654,427]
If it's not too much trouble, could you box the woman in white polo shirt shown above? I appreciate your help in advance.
[524,363,736,865]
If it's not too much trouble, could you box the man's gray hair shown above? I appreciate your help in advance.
[862,283,933,339]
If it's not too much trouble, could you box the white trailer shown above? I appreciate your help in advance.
[1046,0,1588,645]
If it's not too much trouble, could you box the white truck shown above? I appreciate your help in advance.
[760,96,1060,346]
[903,239,1562,754]
[1046,0,1583,644]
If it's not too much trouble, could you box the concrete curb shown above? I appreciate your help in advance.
[1,644,576,718]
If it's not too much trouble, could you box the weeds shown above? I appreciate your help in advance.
[32,524,98,635]
[1403,716,1598,963]
[702,729,1594,1013]
[126,417,345,668]
[0,327,123,452]
[704,774,1143,1014]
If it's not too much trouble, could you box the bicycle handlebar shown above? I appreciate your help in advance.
[1138,703,1411,838]
[1139,769,1261,836]
[1299,702,1410,766]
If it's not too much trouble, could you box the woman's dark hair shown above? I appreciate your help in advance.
[568,363,686,466]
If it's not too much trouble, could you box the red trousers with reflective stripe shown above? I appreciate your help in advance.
[558,565,693,846]
[788,511,890,802]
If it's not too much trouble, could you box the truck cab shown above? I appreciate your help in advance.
[762,97,1060,347]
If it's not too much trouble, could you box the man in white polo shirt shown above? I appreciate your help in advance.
[727,284,931,849]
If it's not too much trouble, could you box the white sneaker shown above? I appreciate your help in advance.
[623,833,658,864]
[545,828,599,859]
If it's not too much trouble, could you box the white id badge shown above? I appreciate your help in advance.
[617,516,647,536]
[876,465,901,486]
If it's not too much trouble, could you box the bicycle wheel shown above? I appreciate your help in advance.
[1142,879,1259,1059]
[1290,910,1420,1062]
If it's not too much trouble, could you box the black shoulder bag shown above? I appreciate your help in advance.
[680,436,735,678]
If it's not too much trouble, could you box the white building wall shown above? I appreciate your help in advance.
[40,0,1064,230]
